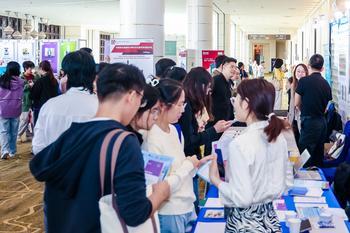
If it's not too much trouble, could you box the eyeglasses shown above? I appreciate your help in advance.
[173,102,187,109]
[150,108,160,116]
[230,97,235,106]
[135,90,147,108]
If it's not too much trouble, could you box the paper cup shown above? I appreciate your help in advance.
[288,218,301,233]
[285,211,297,227]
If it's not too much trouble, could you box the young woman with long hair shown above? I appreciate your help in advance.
[30,60,59,125]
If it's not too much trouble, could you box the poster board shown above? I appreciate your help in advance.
[59,40,78,65]
[330,16,350,123]
[17,40,37,70]
[109,38,154,78]
[202,50,224,71]
[40,40,59,73]
[0,40,16,75]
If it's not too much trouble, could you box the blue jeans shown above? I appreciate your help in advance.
[159,212,196,233]
[0,117,20,156]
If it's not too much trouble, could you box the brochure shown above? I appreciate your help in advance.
[293,149,311,171]
[294,179,330,190]
[142,151,173,185]
[295,170,322,180]
[197,160,212,184]
[204,209,225,219]
[273,199,287,211]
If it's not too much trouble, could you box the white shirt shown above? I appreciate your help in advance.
[32,87,98,154]
[257,65,265,77]
[141,124,196,215]
[218,121,293,208]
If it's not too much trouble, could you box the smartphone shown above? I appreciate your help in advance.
[300,218,312,232]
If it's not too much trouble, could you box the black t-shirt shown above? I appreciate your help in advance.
[295,72,332,117]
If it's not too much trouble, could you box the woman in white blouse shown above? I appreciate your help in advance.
[142,78,210,233]
[209,79,293,232]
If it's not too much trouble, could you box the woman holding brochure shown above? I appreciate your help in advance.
[142,78,211,233]
[209,79,293,232]
[178,67,231,214]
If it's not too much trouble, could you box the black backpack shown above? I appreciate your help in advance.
[334,162,350,209]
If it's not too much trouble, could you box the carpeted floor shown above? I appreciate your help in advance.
[0,141,44,233]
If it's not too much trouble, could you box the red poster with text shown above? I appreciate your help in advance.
[202,50,224,69]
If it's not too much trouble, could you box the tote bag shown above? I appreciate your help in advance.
[99,129,159,233]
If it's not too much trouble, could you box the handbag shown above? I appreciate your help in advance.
[99,129,159,233]
[271,69,282,91]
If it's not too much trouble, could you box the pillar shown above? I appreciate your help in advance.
[187,0,213,66]
[120,0,165,61]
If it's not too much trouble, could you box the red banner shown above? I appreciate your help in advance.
[202,50,224,69]
[111,42,153,55]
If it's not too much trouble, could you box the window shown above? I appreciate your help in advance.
[212,12,219,50]
[314,28,317,54]
[39,23,60,39]
[0,15,22,38]
[100,33,111,62]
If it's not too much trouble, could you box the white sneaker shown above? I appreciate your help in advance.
[9,154,15,158]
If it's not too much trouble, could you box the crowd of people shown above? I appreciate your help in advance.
[0,48,340,233]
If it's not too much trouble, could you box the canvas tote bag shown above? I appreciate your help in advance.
[99,129,159,233]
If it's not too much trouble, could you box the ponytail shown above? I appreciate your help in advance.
[264,113,288,142]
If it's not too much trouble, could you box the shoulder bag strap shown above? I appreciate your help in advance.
[100,130,158,233]
[99,128,123,195]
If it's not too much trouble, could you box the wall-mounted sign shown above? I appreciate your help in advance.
[248,34,291,40]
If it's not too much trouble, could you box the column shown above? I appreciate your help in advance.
[120,0,165,61]
[224,14,232,56]
[187,0,213,66]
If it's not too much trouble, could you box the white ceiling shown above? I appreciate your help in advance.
[0,0,186,32]
[0,0,323,34]
[214,0,324,34]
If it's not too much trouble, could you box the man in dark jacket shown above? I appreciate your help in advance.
[30,63,169,233]
[211,57,237,123]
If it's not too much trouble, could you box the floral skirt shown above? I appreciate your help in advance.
[225,202,281,233]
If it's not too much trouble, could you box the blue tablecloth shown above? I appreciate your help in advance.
[194,170,350,232]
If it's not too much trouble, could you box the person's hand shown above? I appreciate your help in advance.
[28,80,34,87]
[198,155,214,167]
[187,155,200,168]
[209,155,222,187]
[152,181,170,201]
[214,120,232,133]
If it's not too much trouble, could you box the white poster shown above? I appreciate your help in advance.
[331,16,350,122]
[109,38,154,79]
[17,40,37,68]
[0,40,16,74]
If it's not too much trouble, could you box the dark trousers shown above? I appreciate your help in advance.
[33,107,41,126]
[298,116,327,168]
